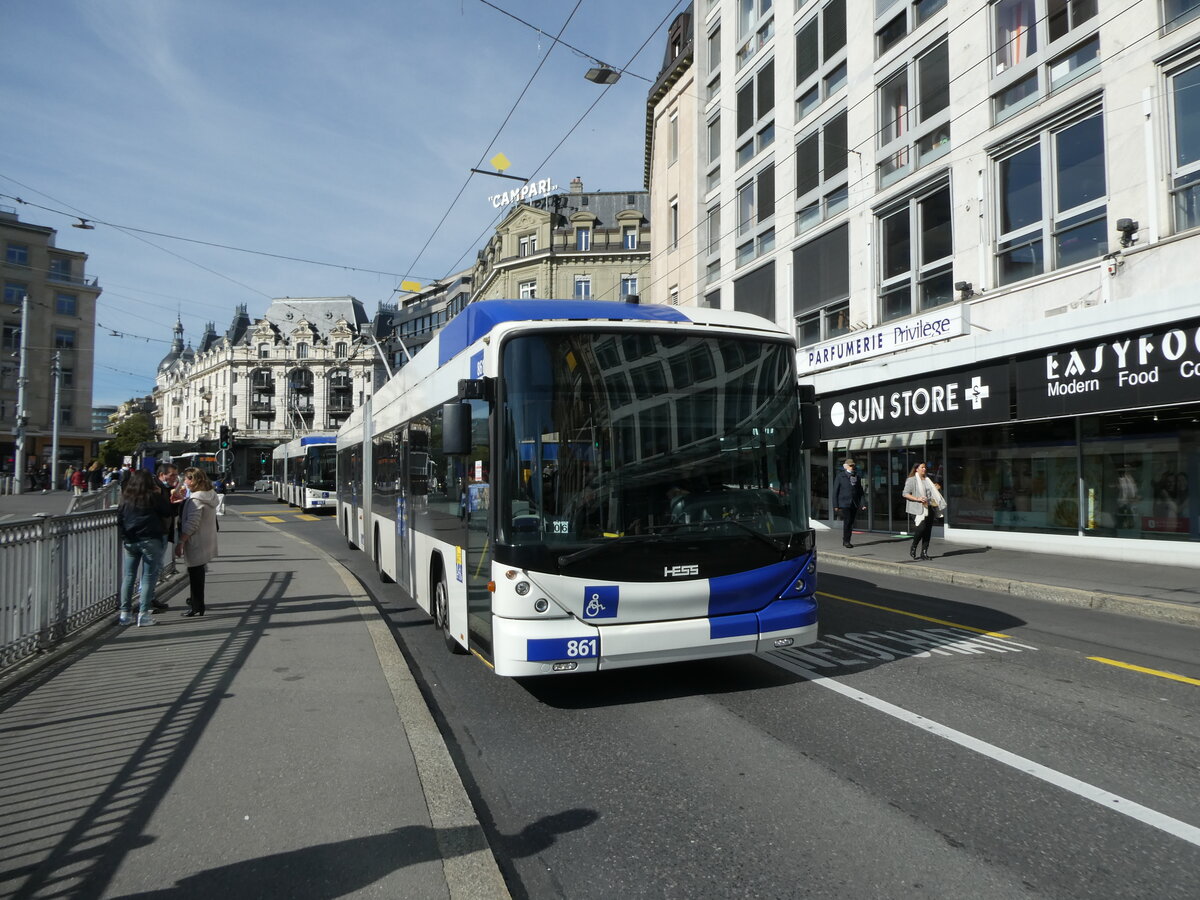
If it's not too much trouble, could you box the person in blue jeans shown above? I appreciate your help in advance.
[117,469,173,627]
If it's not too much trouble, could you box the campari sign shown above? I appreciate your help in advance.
[1015,317,1200,419]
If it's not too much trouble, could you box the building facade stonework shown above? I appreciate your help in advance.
[154,297,378,483]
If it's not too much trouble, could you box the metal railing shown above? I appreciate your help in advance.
[1,508,178,673]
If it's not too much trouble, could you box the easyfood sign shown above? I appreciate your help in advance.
[799,306,967,375]
[1015,317,1200,419]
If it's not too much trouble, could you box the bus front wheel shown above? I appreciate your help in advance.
[433,574,467,655]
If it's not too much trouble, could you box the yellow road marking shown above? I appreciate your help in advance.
[816,590,1012,638]
[296,514,320,521]
[1088,657,1200,686]
[260,515,285,523]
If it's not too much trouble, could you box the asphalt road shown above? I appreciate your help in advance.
[238,494,1200,900]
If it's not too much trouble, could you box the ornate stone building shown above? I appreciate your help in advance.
[470,178,651,304]
[154,297,380,483]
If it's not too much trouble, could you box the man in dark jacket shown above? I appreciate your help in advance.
[832,458,866,548]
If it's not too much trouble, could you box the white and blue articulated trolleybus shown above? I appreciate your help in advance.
[272,434,338,511]
[336,299,821,676]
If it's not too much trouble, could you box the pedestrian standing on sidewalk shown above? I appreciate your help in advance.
[69,466,86,496]
[903,461,947,561]
[116,470,173,627]
[86,460,104,493]
[176,467,219,618]
[832,458,866,548]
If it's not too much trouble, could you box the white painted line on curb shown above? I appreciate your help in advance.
[769,652,1200,849]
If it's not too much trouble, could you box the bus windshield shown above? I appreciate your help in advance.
[497,330,808,555]
[306,446,337,490]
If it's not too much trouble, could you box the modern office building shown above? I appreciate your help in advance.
[0,206,104,481]
[649,0,1200,565]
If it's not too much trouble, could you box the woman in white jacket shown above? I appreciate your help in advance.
[901,461,946,561]
[176,467,220,617]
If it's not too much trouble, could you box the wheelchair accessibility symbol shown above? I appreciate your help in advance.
[582,585,618,619]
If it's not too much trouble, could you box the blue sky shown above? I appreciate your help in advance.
[0,0,682,406]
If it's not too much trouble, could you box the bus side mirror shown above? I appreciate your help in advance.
[442,403,473,455]
[798,383,820,451]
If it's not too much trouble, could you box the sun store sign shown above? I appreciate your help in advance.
[488,177,559,208]
[799,306,967,375]
[820,363,1011,441]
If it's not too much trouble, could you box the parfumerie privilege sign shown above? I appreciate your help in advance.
[819,363,1011,440]
[799,307,967,375]
[1015,316,1200,419]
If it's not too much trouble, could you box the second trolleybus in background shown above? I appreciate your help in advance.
[272,434,337,511]
[337,298,820,676]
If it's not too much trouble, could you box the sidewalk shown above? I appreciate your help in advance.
[0,508,508,899]
[0,489,75,522]
[816,525,1200,627]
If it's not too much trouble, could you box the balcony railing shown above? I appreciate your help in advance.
[250,402,276,414]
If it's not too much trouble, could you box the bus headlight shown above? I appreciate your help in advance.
[515,581,531,596]
[533,598,549,613]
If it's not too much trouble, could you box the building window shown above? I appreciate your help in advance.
[620,274,638,298]
[61,368,74,388]
[995,108,1107,286]
[707,203,722,256]
[876,0,947,56]
[60,405,73,426]
[795,0,848,121]
[335,341,348,358]
[1169,58,1200,231]
[54,328,76,349]
[518,280,537,299]
[877,38,950,187]
[623,225,638,249]
[736,0,775,70]
[669,111,679,164]
[670,201,680,249]
[708,115,721,167]
[573,276,592,300]
[56,293,77,316]
[3,282,25,306]
[1165,0,1200,31]
[296,342,309,359]
[575,227,591,251]
[519,233,537,256]
[878,182,953,322]
[5,244,29,266]
[2,324,20,351]
[793,223,850,346]
[796,107,849,232]
[736,58,775,150]
[736,162,775,265]
[258,343,270,359]
[47,257,72,282]
[992,0,1099,122]
[669,286,680,306]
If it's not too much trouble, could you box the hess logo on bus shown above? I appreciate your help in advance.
[664,564,699,577]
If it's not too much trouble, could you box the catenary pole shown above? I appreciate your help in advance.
[12,294,30,494]
[50,352,61,492]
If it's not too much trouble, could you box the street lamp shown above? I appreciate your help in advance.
[584,66,620,85]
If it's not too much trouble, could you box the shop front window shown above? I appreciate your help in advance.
[947,420,1079,534]
[1081,410,1198,541]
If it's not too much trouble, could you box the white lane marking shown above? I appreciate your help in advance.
[769,652,1200,848]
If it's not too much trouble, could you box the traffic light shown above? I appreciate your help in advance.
[219,425,231,450]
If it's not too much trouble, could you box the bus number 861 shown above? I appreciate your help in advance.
[566,639,597,658]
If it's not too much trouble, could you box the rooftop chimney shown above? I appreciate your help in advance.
[569,176,583,194]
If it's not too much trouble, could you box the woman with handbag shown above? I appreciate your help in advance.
[176,467,220,617]
[902,461,946,561]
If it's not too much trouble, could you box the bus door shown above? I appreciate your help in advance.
[394,427,412,598]
[460,400,494,657]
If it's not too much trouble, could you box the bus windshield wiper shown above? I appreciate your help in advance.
[557,535,655,568]
[661,517,789,555]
